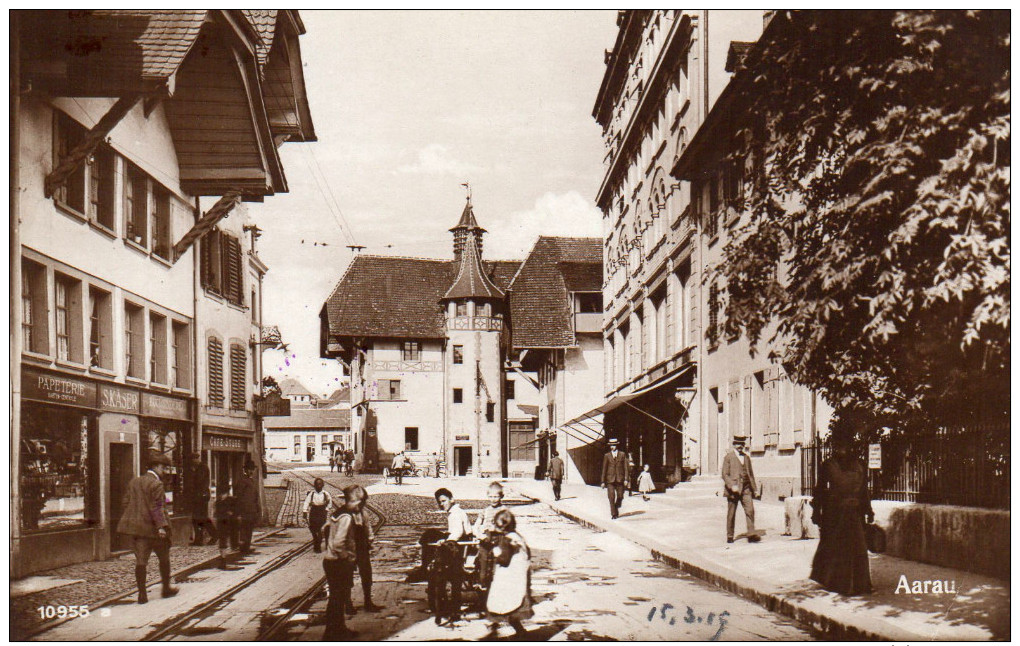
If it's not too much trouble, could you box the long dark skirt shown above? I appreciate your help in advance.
[810,505,872,595]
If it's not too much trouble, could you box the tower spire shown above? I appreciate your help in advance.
[450,187,486,259]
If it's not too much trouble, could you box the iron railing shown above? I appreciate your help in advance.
[801,422,1009,509]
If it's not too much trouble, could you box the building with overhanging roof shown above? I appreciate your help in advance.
[12,10,314,576]
[320,198,601,478]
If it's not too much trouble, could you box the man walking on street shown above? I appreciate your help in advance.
[722,435,760,544]
[188,453,217,546]
[601,438,629,519]
[548,451,565,501]
[235,461,260,554]
[391,451,406,485]
[116,451,179,604]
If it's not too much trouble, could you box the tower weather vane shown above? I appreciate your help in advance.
[461,182,471,201]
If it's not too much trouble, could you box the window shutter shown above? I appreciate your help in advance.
[208,337,224,407]
[200,234,213,290]
[225,235,243,305]
[230,344,246,410]
[377,379,389,401]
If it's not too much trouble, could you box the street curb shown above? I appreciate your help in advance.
[514,491,921,642]
[20,527,289,640]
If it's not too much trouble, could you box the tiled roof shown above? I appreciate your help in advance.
[323,255,521,340]
[508,237,603,349]
[443,235,505,300]
[70,10,208,83]
[263,407,350,429]
[279,377,314,397]
[239,10,278,68]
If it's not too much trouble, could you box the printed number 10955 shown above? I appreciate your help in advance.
[37,605,90,619]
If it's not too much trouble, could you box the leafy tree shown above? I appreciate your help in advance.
[721,10,1009,441]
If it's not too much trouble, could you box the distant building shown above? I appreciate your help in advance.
[320,198,600,478]
[279,377,319,408]
[264,408,352,463]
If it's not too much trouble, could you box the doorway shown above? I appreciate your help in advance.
[109,443,135,552]
[707,388,720,473]
[454,446,472,476]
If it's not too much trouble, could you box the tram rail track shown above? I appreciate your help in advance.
[255,470,387,640]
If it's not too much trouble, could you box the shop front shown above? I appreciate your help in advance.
[203,429,254,497]
[16,367,195,576]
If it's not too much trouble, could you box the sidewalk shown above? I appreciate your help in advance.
[507,478,1009,641]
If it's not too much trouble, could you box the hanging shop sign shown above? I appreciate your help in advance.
[99,383,141,414]
[142,392,192,421]
[22,368,97,408]
[254,392,291,417]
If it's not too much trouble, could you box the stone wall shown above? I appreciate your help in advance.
[783,498,1010,580]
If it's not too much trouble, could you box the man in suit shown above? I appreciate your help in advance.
[601,438,629,519]
[235,460,260,554]
[722,435,760,544]
[117,451,179,603]
[188,453,216,546]
[548,451,565,501]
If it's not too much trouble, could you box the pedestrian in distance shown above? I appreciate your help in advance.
[548,451,565,501]
[391,451,406,485]
[472,481,507,590]
[485,509,532,639]
[810,434,874,595]
[235,460,260,554]
[213,487,239,569]
[322,489,357,640]
[116,450,178,604]
[637,464,654,501]
[722,435,760,543]
[328,453,336,473]
[188,453,217,546]
[601,438,629,519]
[303,478,333,553]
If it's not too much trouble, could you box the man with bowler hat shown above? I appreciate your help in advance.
[117,451,179,603]
[722,435,760,543]
[601,438,629,519]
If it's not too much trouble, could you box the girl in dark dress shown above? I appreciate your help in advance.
[810,439,875,595]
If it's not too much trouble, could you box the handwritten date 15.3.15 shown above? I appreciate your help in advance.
[648,604,729,641]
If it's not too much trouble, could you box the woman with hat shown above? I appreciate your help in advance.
[809,434,874,594]
[116,450,178,604]
[721,435,759,544]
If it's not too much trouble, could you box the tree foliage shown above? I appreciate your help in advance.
[722,10,1009,440]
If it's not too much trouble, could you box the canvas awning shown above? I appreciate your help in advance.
[554,364,697,446]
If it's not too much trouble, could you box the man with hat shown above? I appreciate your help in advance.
[116,450,179,603]
[235,459,260,554]
[722,435,760,544]
[601,438,629,519]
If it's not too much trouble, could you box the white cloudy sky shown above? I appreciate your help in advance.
[252,10,618,395]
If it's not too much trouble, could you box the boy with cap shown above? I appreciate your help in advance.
[721,435,759,543]
[116,451,179,603]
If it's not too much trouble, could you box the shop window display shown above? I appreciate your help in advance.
[142,420,187,516]
[20,405,96,531]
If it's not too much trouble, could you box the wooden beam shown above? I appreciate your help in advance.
[44,94,141,198]
[172,191,242,263]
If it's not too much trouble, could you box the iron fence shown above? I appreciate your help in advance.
[801,422,1009,509]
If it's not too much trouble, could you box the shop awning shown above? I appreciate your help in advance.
[554,364,697,446]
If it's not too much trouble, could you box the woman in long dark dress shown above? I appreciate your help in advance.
[810,439,874,595]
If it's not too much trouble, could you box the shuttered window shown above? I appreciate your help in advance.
[201,230,244,306]
[208,337,224,407]
[230,343,246,410]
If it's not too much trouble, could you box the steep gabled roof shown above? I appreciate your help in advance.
[322,255,520,341]
[279,377,314,398]
[508,237,603,349]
